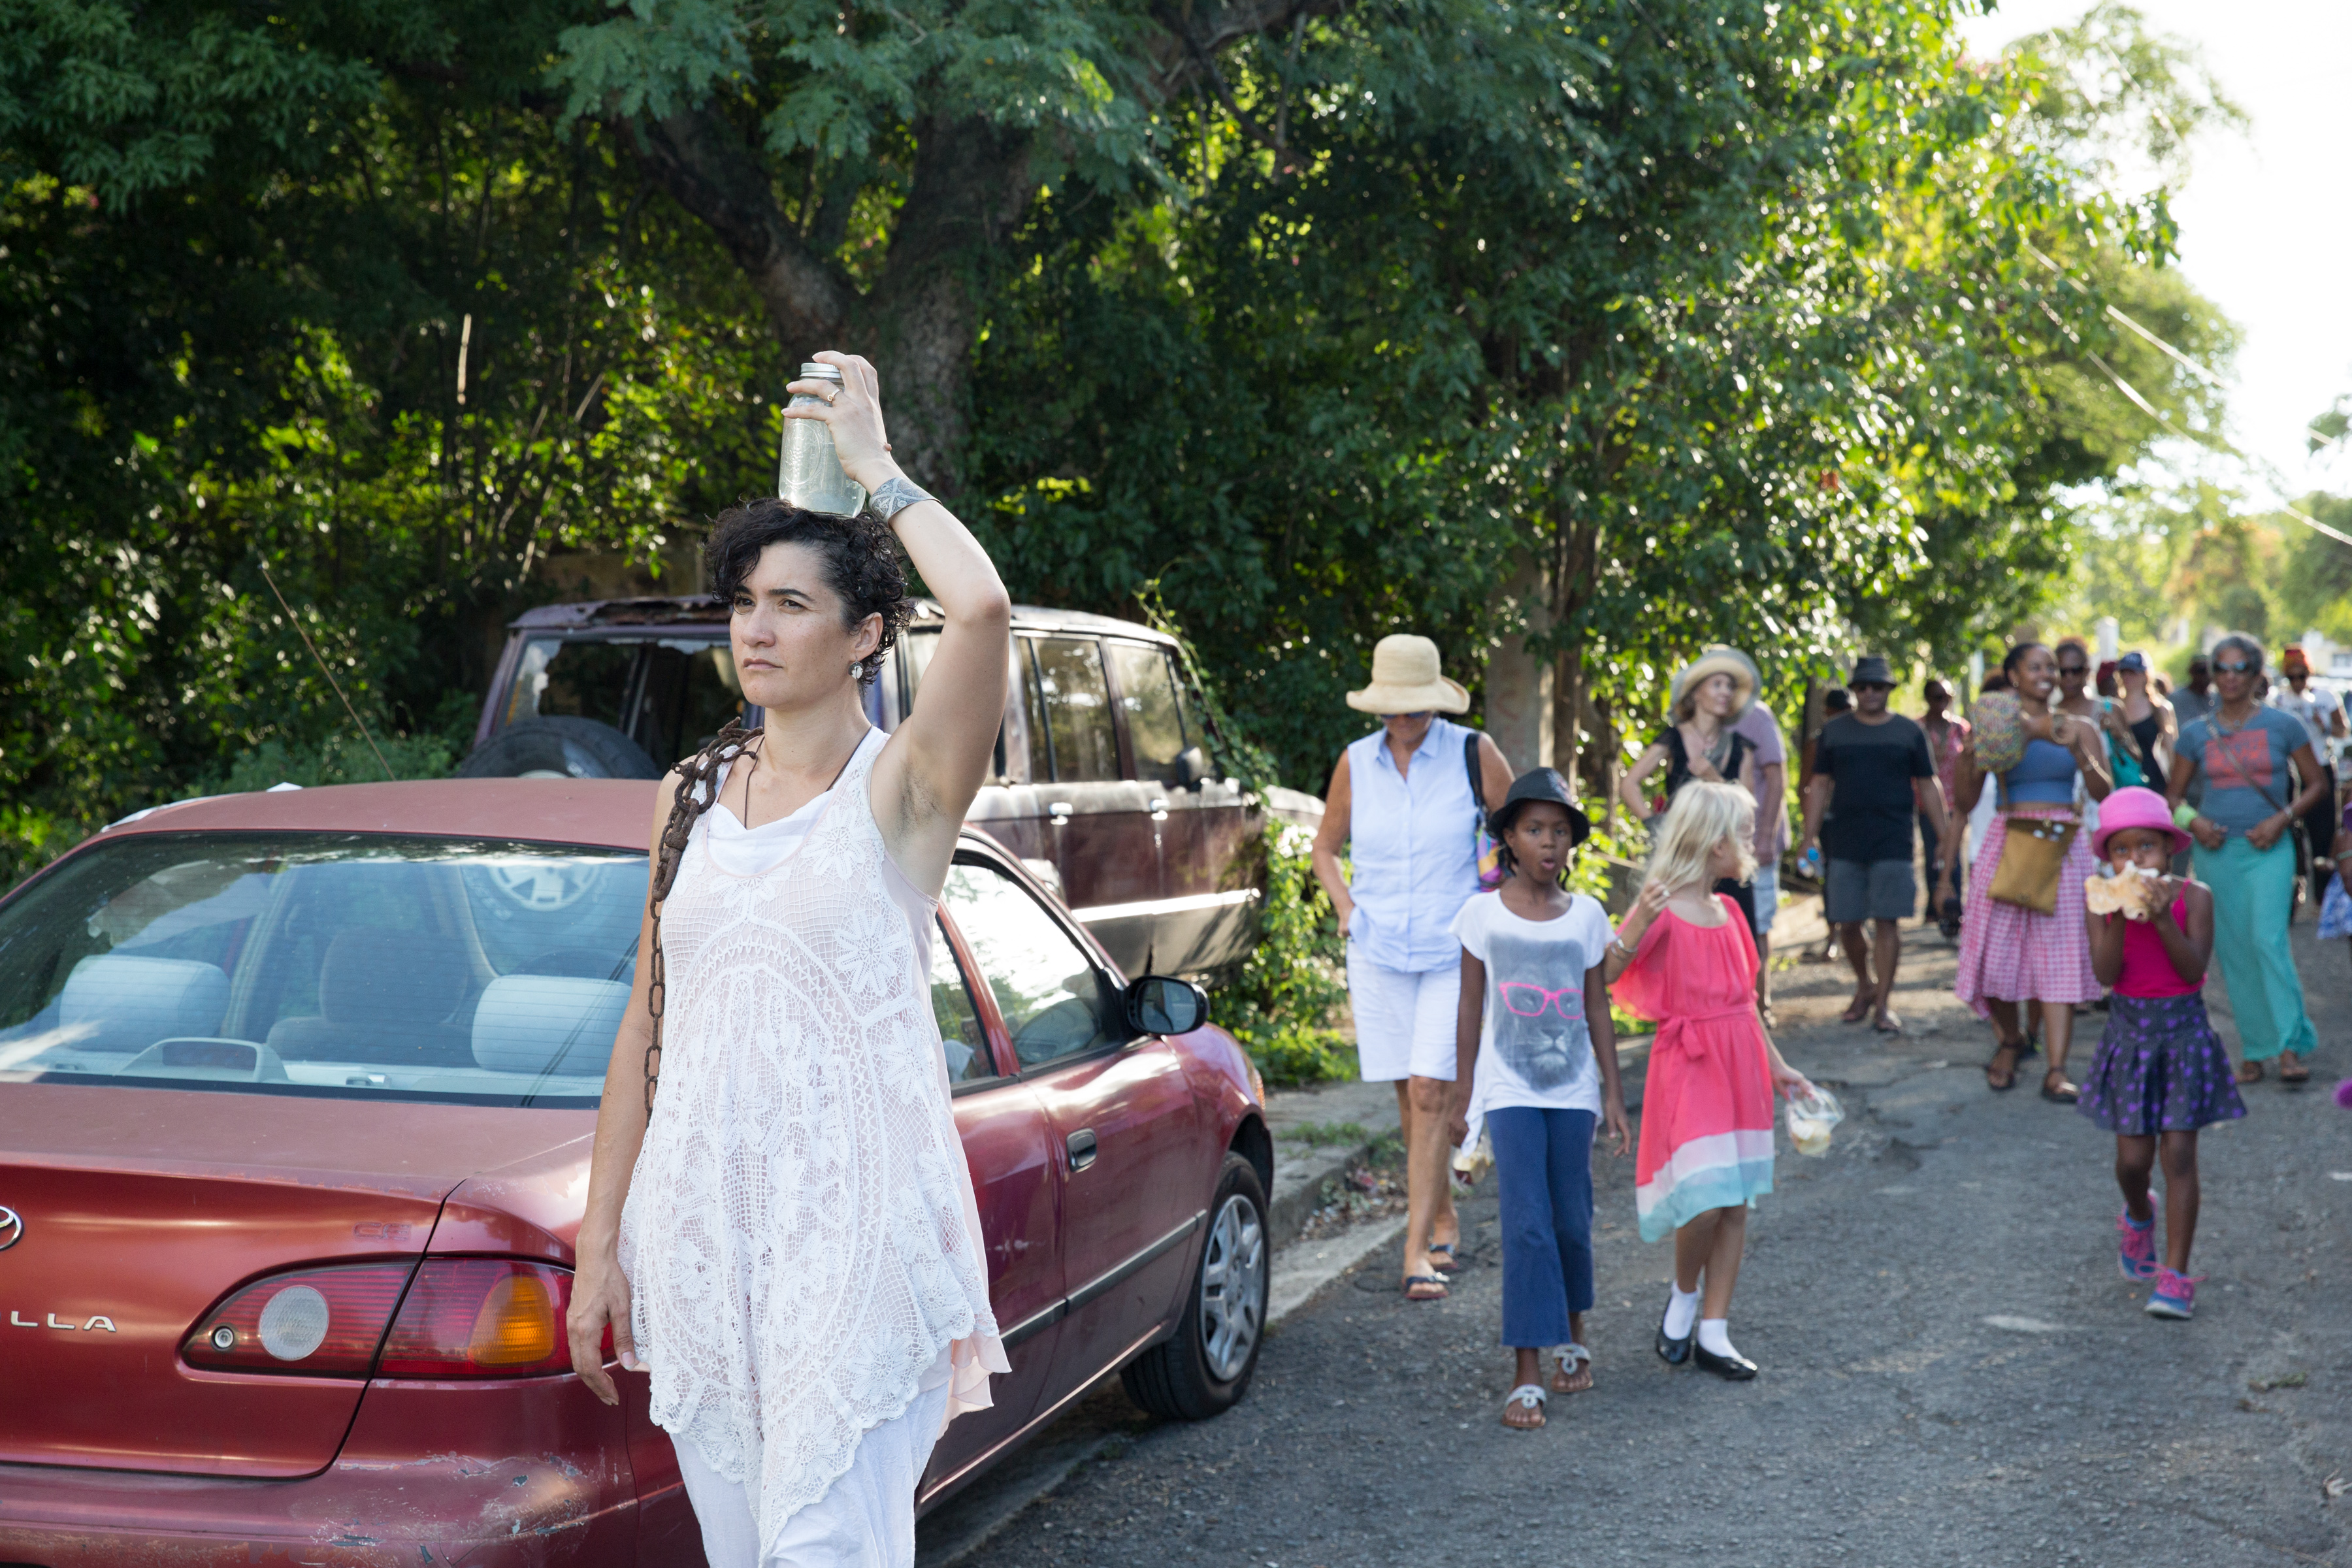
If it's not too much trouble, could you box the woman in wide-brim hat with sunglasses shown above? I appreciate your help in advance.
[1619,648,1763,930]
[1312,634,1516,1300]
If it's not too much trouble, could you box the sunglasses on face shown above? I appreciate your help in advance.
[2057,663,2088,676]
[2213,661,2256,675]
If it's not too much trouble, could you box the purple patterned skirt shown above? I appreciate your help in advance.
[2076,992,2247,1135]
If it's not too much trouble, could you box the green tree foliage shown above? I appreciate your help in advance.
[1,0,782,874]
[0,0,2251,890]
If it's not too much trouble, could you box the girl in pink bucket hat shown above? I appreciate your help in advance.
[2074,785,2244,1321]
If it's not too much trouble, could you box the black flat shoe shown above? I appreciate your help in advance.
[1656,1325,1693,1365]
[1693,1343,1757,1380]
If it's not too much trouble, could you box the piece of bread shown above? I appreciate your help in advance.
[2085,863,2162,920]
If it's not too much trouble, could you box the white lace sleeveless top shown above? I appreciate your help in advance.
[617,728,1005,1546]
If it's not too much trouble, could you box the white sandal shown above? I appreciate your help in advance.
[1553,1342,1593,1393]
[1501,1383,1548,1429]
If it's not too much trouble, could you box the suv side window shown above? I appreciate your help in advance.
[930,920,998,1085]
[1028,638,1120,783]
[944,861,1121,1068]
[1107,642,1188,785]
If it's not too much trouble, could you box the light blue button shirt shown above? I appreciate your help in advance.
[1346,717,1481,972]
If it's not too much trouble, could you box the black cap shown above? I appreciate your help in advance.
[1850,655,1895,688]
[1490,768,1592,847]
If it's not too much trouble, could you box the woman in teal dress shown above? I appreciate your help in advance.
[2164,634,2328,1085]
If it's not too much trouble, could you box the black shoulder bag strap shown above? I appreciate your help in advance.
[1462,729,1488,823]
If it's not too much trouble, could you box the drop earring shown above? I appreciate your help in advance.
[849,659,863,678]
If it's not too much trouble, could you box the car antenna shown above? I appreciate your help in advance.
[257,563,398,782]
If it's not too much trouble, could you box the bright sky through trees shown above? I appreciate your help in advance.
[1959,0,2352,502]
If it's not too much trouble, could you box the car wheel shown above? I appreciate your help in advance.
[1120,1151,1267,1420]
[457,717,664,781]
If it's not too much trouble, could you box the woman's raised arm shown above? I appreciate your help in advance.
[792,352,1013,896]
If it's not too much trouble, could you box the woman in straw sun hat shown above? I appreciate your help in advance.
[1619,647,1764,930]
[1313,634,1517,1301]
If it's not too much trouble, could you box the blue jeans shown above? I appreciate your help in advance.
[1488,1106,1597,1348]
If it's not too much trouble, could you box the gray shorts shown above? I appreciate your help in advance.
[1826,858,1916,924]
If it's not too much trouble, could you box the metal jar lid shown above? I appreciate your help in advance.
[798,361,843,381]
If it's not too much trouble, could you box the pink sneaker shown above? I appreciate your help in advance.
[2146,1267,2203,1320]
[2115,1212,2157,1282]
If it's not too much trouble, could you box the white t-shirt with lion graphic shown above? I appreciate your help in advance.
[1450,889,1612,1122]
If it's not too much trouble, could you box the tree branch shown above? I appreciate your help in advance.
[628,106,855,348]
[1140,0,1346,107]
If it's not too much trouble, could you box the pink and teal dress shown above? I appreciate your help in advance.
[1612,896,1776,1242]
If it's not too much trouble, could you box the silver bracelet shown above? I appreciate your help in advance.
[866,475,934,523]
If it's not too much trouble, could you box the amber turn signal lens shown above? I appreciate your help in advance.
[469,1269,559,1365]
[377,1259,575,1379]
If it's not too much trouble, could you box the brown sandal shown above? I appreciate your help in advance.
[1985,1040,2025,1092]
[2234,1060,2264,1085]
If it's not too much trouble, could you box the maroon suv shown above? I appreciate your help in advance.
[460,596,1320,979]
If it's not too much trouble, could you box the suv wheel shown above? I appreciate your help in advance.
[1120,1152,1267,1420]
[458,717,664,781]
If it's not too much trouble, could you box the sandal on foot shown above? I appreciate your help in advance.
[2040,1071,2079,1104]
[2279,1060,2312,1086]
[1985,1041,2025,1092]
[1403,1274,1448,1301]
[1840,995,1873,1024]
[1428,1243,1463,1275]
[1872,1011,1904,1035]
[2234,1060,2264,1085]
[1551,1343,1594,1395]
[1501,1384,1548,1429]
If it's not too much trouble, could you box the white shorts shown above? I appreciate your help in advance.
[1751,865,1780,937]
[675,1382,951,1567]
[1346,952,1460,1082]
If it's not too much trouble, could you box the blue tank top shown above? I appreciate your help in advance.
[2002,737,2076,806]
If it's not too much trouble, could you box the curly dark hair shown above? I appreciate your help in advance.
[704,497,911,687]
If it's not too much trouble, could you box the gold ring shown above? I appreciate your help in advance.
[822,387,841,406]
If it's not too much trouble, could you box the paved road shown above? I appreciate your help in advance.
[952,915,2352,1567]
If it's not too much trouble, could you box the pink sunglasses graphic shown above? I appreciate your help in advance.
[1498,982,1582,1021]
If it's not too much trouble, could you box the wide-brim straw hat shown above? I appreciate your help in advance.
[1670,646,1759,717]
[1347,634,1470,715]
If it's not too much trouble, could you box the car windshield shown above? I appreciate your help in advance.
[0,832,647,1107]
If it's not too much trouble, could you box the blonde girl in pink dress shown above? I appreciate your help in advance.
[1605,781,1810,1380]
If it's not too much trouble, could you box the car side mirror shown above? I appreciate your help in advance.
[1173,745,1210,790]
[1125,974,1207,1037]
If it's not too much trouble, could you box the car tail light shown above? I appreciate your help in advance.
[182,1264,412,1375]
[376,1259,576,1378]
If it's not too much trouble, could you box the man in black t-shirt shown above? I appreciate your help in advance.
[1797,657,1957,1034]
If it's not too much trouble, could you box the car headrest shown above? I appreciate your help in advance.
[319,929,471,1024]
[59,955,229,1054]
[470,975,629,1078]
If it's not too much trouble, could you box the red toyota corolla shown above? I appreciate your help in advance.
[0,779,1272,1566]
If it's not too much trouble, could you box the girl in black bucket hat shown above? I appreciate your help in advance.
[1446,770,1632,1428]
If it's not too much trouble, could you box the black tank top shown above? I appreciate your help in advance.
[1661,725,1753,802]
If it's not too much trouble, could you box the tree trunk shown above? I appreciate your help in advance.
[1483,546,1553,771]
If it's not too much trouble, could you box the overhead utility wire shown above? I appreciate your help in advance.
[2018,242,2352,551]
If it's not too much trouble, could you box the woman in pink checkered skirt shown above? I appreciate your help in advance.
[1950,643,2115,1102]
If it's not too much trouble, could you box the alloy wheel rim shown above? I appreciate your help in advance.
[1198,1190,1266,1382]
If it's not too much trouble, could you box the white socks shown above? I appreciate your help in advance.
[1662,1285,1701,1339]
[1697,1318,1737,1358]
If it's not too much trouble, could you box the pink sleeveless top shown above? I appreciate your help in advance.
[2114,898,2198,998]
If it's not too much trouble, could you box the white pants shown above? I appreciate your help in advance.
[1347,953,1460,1082]
[676,1384,951,1567]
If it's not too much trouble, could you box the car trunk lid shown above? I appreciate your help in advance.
[0,1082,589,1477]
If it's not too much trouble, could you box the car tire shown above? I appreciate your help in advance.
[458,717,664,781]
[1120,1151,1268,1421]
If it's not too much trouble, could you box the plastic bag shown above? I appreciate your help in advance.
[1784,1084,1844,1158]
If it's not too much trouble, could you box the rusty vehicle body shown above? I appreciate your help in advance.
[462,596,1323,978]
[0,778,1273,1565]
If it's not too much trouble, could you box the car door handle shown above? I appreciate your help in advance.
[1148,796,1168,821]
[1065,1128,1098,1173]
[1047,800,1074,824]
